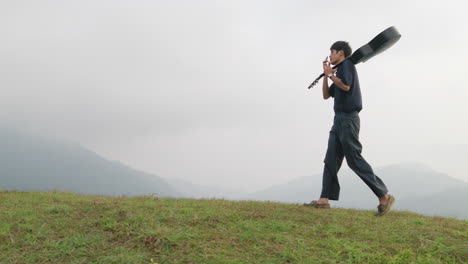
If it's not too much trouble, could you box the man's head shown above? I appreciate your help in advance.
[329,41,352,65]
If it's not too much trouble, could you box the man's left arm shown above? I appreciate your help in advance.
[323,63,352,92]
[328,75,350,92]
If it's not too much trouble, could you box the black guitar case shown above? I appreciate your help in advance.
[308,26,401,89]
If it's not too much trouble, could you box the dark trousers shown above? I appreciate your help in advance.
[321,111,388,200]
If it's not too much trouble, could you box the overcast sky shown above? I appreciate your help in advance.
[2,0,467,192]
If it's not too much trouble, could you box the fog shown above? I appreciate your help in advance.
[2,0,467,192]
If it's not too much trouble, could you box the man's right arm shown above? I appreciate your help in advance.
[322,76,331,100]
[321,56,333,100]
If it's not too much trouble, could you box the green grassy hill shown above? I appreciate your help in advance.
[0,191,466,264]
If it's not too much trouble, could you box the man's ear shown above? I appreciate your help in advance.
[338,50,344,57]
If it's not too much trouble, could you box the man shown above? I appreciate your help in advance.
[304,41,395,216]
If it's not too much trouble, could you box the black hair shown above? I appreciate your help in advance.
[330,41,352,58]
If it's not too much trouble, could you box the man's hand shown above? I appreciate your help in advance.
[322,57,331,100]
[322,56,349,91]
[323,56,337,76]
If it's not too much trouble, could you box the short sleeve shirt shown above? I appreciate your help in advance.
[329,59,362,113]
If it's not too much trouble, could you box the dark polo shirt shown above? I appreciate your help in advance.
[329,59,362,113]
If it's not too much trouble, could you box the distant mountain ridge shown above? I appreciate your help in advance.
[166,178,249,200]
[0,128,180,197]
[2,127,467,219]
[248,163,468,219]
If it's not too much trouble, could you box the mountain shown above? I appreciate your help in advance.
[397,187,468,219]
[166,178,248,200]
[248,163,468,219]
[0,128,180,197]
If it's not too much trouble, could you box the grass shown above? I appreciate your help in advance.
[0,191,466,263]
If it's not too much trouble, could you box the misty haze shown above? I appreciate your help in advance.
[1,0,468,220]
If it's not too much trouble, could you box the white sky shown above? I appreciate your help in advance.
[2,0,468,192]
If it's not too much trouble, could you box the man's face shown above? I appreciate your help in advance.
[329,49,342,65]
